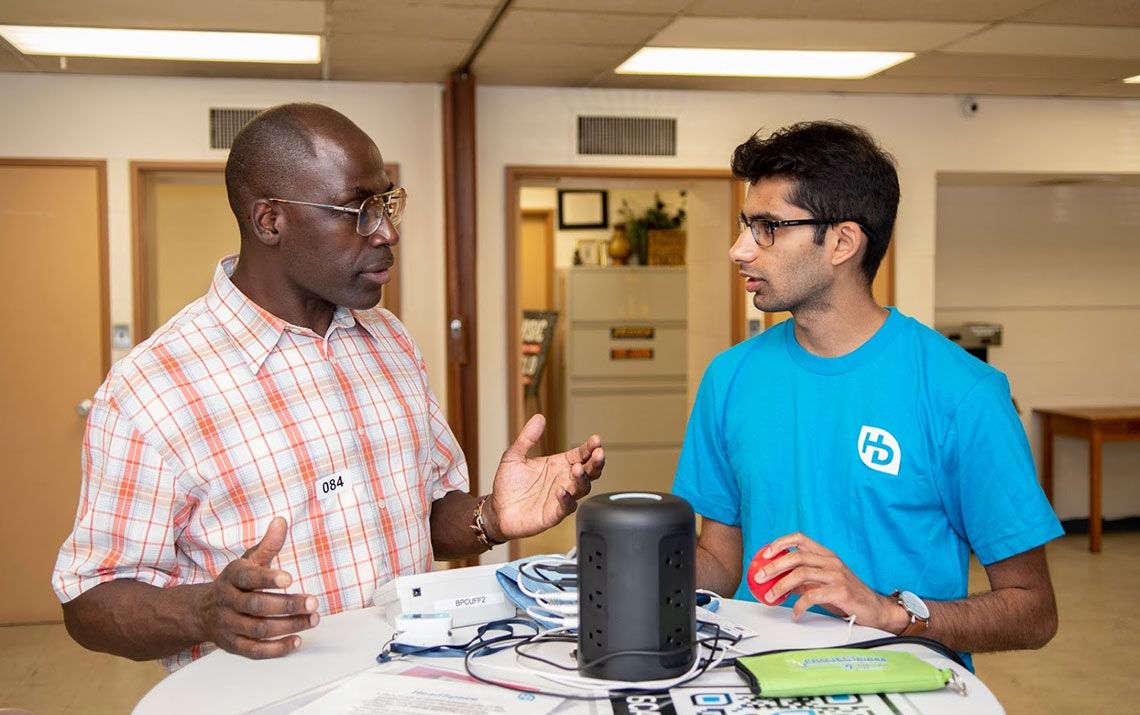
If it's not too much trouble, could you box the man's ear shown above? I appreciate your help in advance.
[830,221,865,269]
[251,199,283,246]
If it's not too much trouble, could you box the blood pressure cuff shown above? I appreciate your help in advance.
[495,557,577,629]
[735,648,955,698]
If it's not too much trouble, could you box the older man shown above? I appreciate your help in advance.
[54,103,604,670]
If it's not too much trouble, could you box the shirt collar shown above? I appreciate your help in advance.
[205,255,378,374]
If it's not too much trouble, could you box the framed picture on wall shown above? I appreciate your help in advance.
[576,238,601,265]
[558,189,608,229]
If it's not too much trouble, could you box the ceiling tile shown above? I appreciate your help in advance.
[591,71,1107,97]
[649,17,984,51]
[943,23,1140,60]
[1006,0,1140,26]
[513,0,689,12]
[473,40,632,84]
[328,0,491,40]
[329,34,468,81]
[880,53,1140,82]
[682,0,1049,23]
[490,8,671,45]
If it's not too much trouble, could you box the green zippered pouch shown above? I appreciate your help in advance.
[735,648,958,698]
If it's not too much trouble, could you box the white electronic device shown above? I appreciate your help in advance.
[373,563,516,628]
[394,612,453,647]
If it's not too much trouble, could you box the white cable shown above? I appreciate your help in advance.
[844,614,857,644]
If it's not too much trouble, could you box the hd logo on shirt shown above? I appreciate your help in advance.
[858,425,901,476]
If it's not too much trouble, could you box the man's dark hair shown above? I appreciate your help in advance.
[731,120,900,285]
[224,103,330,231]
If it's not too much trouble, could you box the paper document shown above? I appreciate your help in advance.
[290,670,564,714]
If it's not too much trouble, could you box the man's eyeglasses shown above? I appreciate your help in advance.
[740,214,870,248]
[269,187,407,237]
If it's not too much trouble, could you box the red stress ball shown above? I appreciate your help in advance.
[746,546,791,605]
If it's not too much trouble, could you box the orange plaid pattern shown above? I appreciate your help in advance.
[53,256,467,671]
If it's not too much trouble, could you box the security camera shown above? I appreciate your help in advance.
[959,96,979,117]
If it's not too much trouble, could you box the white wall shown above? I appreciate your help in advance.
[476,86,1140,494]
[936,182,1140,519]
[0,72,448,396]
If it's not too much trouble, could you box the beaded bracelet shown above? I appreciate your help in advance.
[471,494,505,548]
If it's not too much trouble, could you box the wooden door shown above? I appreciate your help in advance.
[0,161,108,623]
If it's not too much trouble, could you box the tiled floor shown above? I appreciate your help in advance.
[2,531,1138,713]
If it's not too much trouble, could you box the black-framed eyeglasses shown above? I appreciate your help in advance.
[269,186,407,237]
[739,214,869,248]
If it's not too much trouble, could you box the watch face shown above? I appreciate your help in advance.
[900,591,930,619]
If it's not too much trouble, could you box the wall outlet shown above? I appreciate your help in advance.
[112,324,131,350]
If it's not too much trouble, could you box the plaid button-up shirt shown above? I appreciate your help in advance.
[53,256,467,670]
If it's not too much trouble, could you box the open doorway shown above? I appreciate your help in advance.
[506,168,742,558]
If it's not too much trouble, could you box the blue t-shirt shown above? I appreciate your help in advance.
[673,308,1062,616]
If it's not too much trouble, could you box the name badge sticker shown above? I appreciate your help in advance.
[313,471,358,502]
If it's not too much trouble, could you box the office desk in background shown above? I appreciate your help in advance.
[133,600,1002,715]
[1035,406,1140,552]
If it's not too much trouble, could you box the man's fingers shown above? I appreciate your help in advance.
[235,591,319,618]
[244,516,289,567]
[226,634,304,660]
[505,413,545,461]
[573,434,602,464]
[582,446,605,480]
[228,563,294,592]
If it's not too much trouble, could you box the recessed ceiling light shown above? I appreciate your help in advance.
[0,25,321,64]
[616,47,914,79]
[1125,74,1140,83]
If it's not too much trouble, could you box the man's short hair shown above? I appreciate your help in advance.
[224,103,327,228]
[731,121,900,285]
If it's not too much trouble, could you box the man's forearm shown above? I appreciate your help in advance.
[62,579,211,661]
[695,544,741,597]
[901,587,1058,653]
[430,491,493,560]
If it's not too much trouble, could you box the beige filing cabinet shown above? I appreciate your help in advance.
[565,266,687,495]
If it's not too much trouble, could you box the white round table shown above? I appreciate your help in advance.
[134,599,1003,714]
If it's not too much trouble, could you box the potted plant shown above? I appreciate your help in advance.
[617,191,687,265]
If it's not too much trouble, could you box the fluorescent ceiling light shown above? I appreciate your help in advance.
[0,25,321,63]
[1125,75,1140,83]
[617,47,914,79]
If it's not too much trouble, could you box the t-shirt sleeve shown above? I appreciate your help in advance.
[53,396,183,601]
[672,363,741,526]
[938,372,1064,565]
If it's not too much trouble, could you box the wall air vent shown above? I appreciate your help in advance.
[577,116,676,156]
[209,108,263,150]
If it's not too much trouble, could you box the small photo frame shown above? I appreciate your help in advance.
[577,238,601,266]
[558,189,608,229]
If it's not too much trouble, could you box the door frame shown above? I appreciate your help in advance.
[131,161,403,342]
[3,158,110,376]
[504,166,740,559]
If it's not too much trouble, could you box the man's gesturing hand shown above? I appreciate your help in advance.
[195,516,320,659]
[755,532,899,631]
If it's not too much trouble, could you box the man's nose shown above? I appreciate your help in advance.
[728,228,754,263]
[369,215,399,246]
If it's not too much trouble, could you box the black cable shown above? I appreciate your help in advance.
[724,635,968,670]
[461,622,732,701]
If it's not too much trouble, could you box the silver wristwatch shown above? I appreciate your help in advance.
[891,589,930,636]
